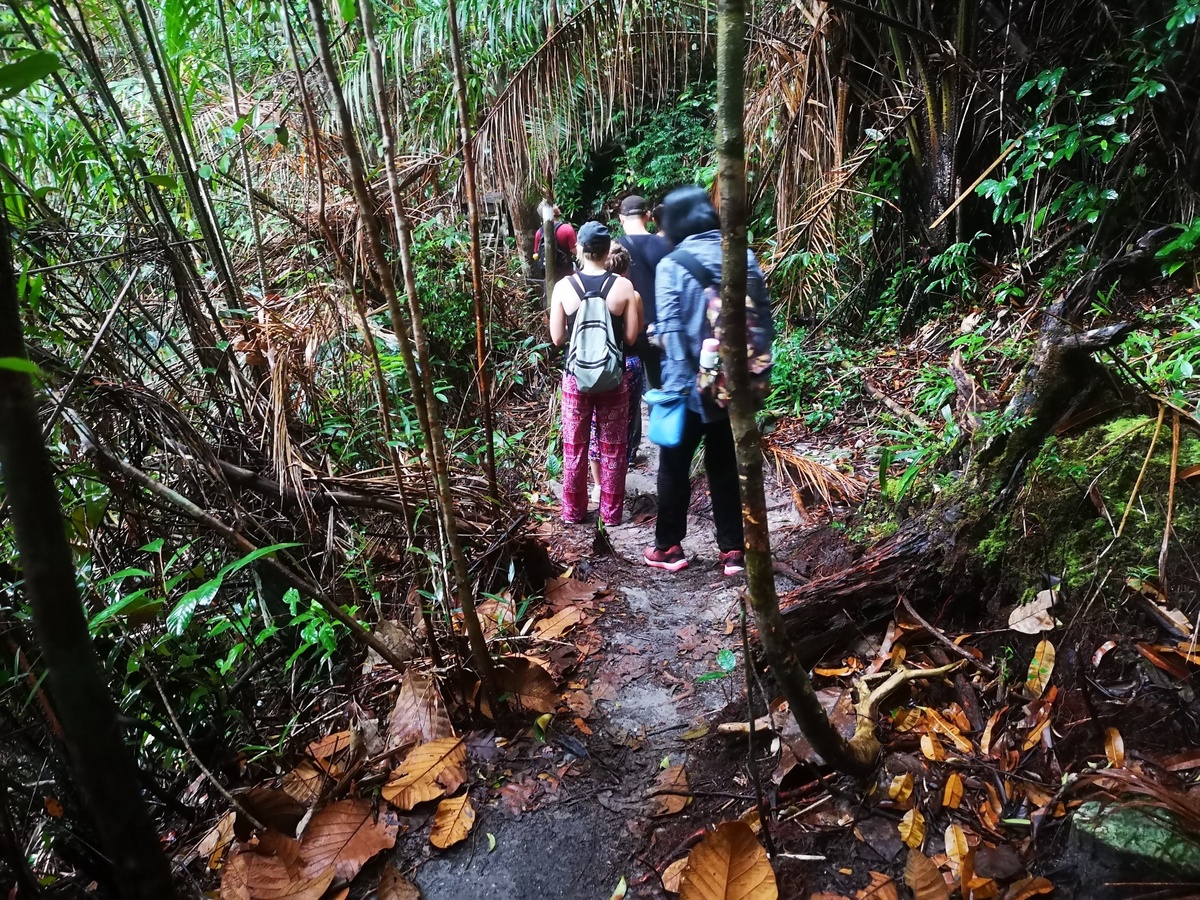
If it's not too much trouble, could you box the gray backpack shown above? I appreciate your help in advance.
[566,274,624,394]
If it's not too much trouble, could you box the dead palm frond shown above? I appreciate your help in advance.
[767,440,866,513]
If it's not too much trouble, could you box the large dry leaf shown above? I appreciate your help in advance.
[234,787,307,839]
[1104,727,1124,768]
[306,731,353,761]
[386,670,454,754]
[382,737,467,810]
[1008,589,1056,634]
[281,763,325,807]
[856,872,898,899]
[663,857,688,893]
[650,765,691,816]
[887,773,914,805]
[898,808,925,849]
[544,575,599,608]
[196,811,236,869]
[377,863,422,899]
[299,798,399,883]
[429,793,476,849]
[490,656,557,714]
[1026,640,1055,698]
[904,850,950,900]
[679,821,778,900]
[534,606,584,641]
[220,848,335,900]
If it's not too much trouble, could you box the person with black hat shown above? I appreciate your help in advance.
[616,195,671,390]
[549,221,642,526]
[641,186,773,577]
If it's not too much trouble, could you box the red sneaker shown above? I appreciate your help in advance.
[643,545,688,572]
[719,550,745,576]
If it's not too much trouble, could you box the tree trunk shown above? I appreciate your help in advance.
[446,0,499,502]
[716,0,873,776]
[0,204,174,897]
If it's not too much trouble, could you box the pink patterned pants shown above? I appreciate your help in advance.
[561,373,628,525]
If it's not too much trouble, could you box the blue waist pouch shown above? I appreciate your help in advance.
[643,389,688,448]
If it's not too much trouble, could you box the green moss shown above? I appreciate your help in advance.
[992,414,1200,600]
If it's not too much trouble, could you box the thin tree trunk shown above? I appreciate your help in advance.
[445,0,499,501]
[216,0,271,300]
[0,204,175,898]
[306,0,495,690]
[715,0,872,776]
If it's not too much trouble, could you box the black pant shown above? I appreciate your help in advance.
[655,410,744,552]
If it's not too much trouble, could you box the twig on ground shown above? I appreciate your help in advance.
[900,595,996,677]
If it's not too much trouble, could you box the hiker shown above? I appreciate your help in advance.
[549,221,642,526]
[642,186,774,576]
[533,221,578,284]
[616,195,671,389]
[587,242,644,505]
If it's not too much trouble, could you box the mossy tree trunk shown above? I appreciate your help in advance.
[778,238,1155,652]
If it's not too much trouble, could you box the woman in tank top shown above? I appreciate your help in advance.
[549,221,641,525]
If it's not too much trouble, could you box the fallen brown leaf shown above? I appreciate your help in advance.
[382,737,467,810]
[1026,640,1055,698]
[679,821,778,900]
[856,871,898,899]
[485,656,557,715]
[650,765,690,816]
[220,847,335,900]
[299,798,399,882]
[534,606,584,641]
[942,773,964,810]
[306,731,352,762]
[195,811,235,870]
[944,824,969,877]
[1105,727,1124,768]
[662,857,688,893]
[281,763,325,807]
[899,808,926,849]
[386,670,454,754]
[904,849,949,900]
[1004,876,1054,900]
[429,793,475,849]
[377,863,421,899]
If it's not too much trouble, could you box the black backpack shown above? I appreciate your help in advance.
[531,226,576,281]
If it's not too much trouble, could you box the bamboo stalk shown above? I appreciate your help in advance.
[446,0,499,502]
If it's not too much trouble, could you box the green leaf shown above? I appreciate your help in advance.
[166,576,223,635]
[90,588,161,629]
[216,542,301,579]
[144,174,177,189]
[695,671,727,683]
[0,51,60,100]
[97,567,153,585]
[141,538,166,553]
[716,648,737,672]
[0,357,44,378]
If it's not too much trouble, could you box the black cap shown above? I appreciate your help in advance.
[620,195,649,216]
[578,220,611,254]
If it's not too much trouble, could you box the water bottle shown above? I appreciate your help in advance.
[699,338,720,370]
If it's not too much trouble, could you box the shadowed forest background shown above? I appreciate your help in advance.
[1,0,1199,897]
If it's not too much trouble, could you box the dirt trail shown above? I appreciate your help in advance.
[398,434,805,899]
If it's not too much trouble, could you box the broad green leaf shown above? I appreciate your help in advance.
[140,538,165,553]
[90,588,161,629]
[0,52,60,100]
[144,174,177,189]
[717,648,737,672]
[0,357,44,378]
[166,576,223,635]
[98,567,153,585]
[216,542,301,579]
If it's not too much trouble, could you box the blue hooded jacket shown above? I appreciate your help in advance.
[653,229,773,422]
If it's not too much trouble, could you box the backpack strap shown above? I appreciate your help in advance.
[570,273,617,300]
[668,248,718,291]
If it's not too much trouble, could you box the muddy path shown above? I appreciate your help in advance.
[390,438,808,898]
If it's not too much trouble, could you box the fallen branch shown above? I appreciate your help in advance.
[840,361,930,431]
[899,595,995,677]
[850,661,967,762]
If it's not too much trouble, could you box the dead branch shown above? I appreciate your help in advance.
[899,595,995,677]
